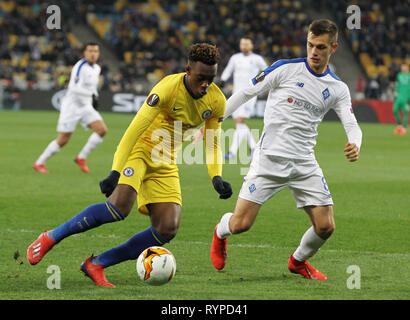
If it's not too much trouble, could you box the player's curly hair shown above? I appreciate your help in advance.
[188,43,220,66]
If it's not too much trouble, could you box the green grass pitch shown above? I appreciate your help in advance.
[0,110,409,300]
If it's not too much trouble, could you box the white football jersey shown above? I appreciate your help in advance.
[224,57,362,160]
[65,58,101,106]
[221,52,268,92]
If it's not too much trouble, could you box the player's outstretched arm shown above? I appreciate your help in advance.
[332,84,363,163]
[223,66,274,120]
[204,116,232,199]
[100,94,164,197]
[111,102,162,172]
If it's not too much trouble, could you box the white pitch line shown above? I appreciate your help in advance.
[3,228,409,258]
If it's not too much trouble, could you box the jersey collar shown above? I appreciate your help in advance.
[304,57,330,77]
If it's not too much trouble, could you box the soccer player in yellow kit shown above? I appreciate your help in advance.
[27,43,232,287]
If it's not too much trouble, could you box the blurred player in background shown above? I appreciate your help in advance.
[33,43,106,174]
[220,37,268,159]
[27,43,232,287]
[211,19,362,280]
[393,63,410,135]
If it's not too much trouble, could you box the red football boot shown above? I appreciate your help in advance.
[288,254,327,280]
[27,231,56,265]
[74,156,89,173]
[33,163,49,174]
[80,255,115,287]
[210,225,228,270]
[394,125,403,135]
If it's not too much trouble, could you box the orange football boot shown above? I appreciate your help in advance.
[33,163,49,174]
[27,231,56,265]
[210,225,228,270]
[74,156,89,173]
[288,254,327,280]
[394,126,403,135]
[80,255,115,287]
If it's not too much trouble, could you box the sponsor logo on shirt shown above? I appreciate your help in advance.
[287,96,322,116]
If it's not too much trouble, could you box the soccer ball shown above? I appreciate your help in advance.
[136,246,176,286]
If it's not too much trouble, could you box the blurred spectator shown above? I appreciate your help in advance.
[366,77,381,99]
[331,0,409,100]
[355,74,366,100]
[1,0,407,104]
[81,0,311,87]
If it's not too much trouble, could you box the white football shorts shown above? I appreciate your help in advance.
[57,96,103,133]
[238,148,334,209]
[232,96,257,119]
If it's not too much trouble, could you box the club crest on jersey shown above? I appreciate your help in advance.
[123,167,134,177]
[147,94,160,106]
[296,82,304,87]
[202,110,212,119]
[322,88,330,100]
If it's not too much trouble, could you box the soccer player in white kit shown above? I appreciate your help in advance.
[33,43,107,174]
[211,19,362,280]
[220,37,268,159]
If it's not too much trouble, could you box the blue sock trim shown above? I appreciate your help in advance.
[149,226,169,245]
[105,200,125,221]
[94,226,170,268]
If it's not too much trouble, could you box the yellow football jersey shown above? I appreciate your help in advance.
[111,73,226,178]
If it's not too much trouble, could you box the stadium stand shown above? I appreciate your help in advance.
[0,0,408,109]
[83,0,309,88]
[330,0,409,100]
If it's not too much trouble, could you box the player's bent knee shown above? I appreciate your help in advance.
[157,225,179,241]
[98,126,108,137]
[148,202,181,241]
[316,222,335,239]
[57,133,71,147]
[107,196,132,216]
[108,185,137,217]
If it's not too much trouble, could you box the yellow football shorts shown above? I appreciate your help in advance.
[118,149,182,215]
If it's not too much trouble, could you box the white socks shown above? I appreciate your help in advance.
[216,215,326,262]
[78,132,103,159]
[35,133,103,165]
[216,212,233,239]
[229,123,256,156]
[293,226,326,262]
[35,140,61,165]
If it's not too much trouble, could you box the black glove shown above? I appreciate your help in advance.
[212,176,233,199]
[92,94,99,110]
[100,170,120,197]
[218,80,225,89]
